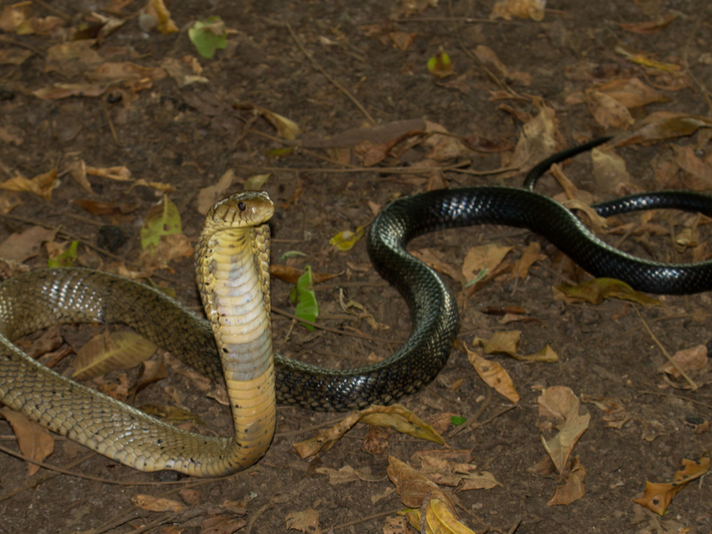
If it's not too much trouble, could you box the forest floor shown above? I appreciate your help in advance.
[0,0,711,533]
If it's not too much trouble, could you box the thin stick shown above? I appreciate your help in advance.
[231,161,508,176]
[273,416,347,438]
[333,509,404,530]
[682,19,712,114]
[101,101,122,147]
[245,502,273,534]
[633,306,698,390]
[0,443,226,487]
[272,307,404,344]
[283,22,375,125]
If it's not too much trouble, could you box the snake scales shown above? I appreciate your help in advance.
[2,141,712,477]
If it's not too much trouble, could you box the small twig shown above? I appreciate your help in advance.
[633,306,698,390]
[462,405,517,436]
[639,390,712,411]
[272,307,404,344]
[333,509,404,530]
[0,443,212,487]
[32,0,73,21]
[446,0,524,100]
[101,100,122,147]
[0,35,45,56]
[449,386,492,438]
[232,115,258,150]
[245,502,273,534]
[682,18,712,114]
[231,161,505,176]
[283,22,375,125]
[273,415,347,438]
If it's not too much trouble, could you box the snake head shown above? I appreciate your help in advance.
[206,191,274,229]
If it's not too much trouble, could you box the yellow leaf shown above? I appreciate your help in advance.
[131,494,185,512]
[329,226,364,251]
[556,278,660,306]
[427,47,454,78]
[466,348,519,403]
[73,331,158,380]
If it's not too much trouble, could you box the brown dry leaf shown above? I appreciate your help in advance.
[0,407,55,476]
[86,165,132,181]
[199,516,246,534]
[65,160,92,194]
[0,48,33,66]
[27,325,63,358]
[672,144,712,190]
[423,121,470,161]
[616,114,711,147]
[140,404,205,425]
[507,102,559,173]
[516,241,546,280]
[547,456,586,505]
[0,168,58,201]
[292,404,444,459]
[74,199,138,216]
[411,248,462,282]
[595,77,669,108]
[286,509,321,534]
[138,233,194,271]
[461,244,512,284]
[658,345,708,378]
[521,344,559,363]
[618,13,677,34]
[44,40,103,77]
[316,465,360,485]
[254,107,300,140]
[131,494,186,512]
[130,178,175,194]
[490,0,546,21]
[161,57,209,87]
[537,387,590,474]
[0,225,58,263]
[465,347,520,403]
[389,31,416,51]
[73,330,158,380]
[591,147,631,194]
[85,62,166,84]
[556,278,660,306]
[634,451,710,515]
[0,124,23,145]
[353,139,398,167]
[404,498,476,534]
[387,456,456,511]
[0,2,32,32]
[32,82,108,100]
[472,45,531,85]
[338,292,389,331]
[458,471,502,492]
[585,90,634,129]
[472,330,521,358]
[271,264,339,284]
[363,426,392,455]
[145,0,178,34]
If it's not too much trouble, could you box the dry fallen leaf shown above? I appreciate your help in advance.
[293,404,444,459]
[658,345,708,378]
[316,465,360,485]
[0,168,58,201]
[634,451,710,515]
[465,346,519,403]
[537,387,590,474]
[286,509,321,534]
[0,225,58,263]
[131,494,186,512]
[672,144,712,190]
[73,330,158,380]
[547,456,586,505]
[0,407,55,476]
[461,244,512,284]
[591,147,632,194]
[556,278,660,306]
[490,0,546,21]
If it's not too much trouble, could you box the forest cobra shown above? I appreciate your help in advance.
[2,140,712,477]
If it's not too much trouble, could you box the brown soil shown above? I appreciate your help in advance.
[1,1,711,533]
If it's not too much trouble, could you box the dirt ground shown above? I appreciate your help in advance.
[1,0,711,533]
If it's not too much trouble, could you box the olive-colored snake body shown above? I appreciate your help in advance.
[2,143,712,476]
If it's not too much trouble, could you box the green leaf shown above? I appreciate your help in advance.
[278,250,307,262]
[188,16,227,59]
[48,240,78,268]
[265,147,295,159]
[464,268,488,287]
[140,195,182,251]
[450,415,467,426]
[293,265,319,331]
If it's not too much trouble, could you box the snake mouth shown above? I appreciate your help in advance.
[207,191,274,228]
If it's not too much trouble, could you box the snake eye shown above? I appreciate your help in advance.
[237,202,246,211]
